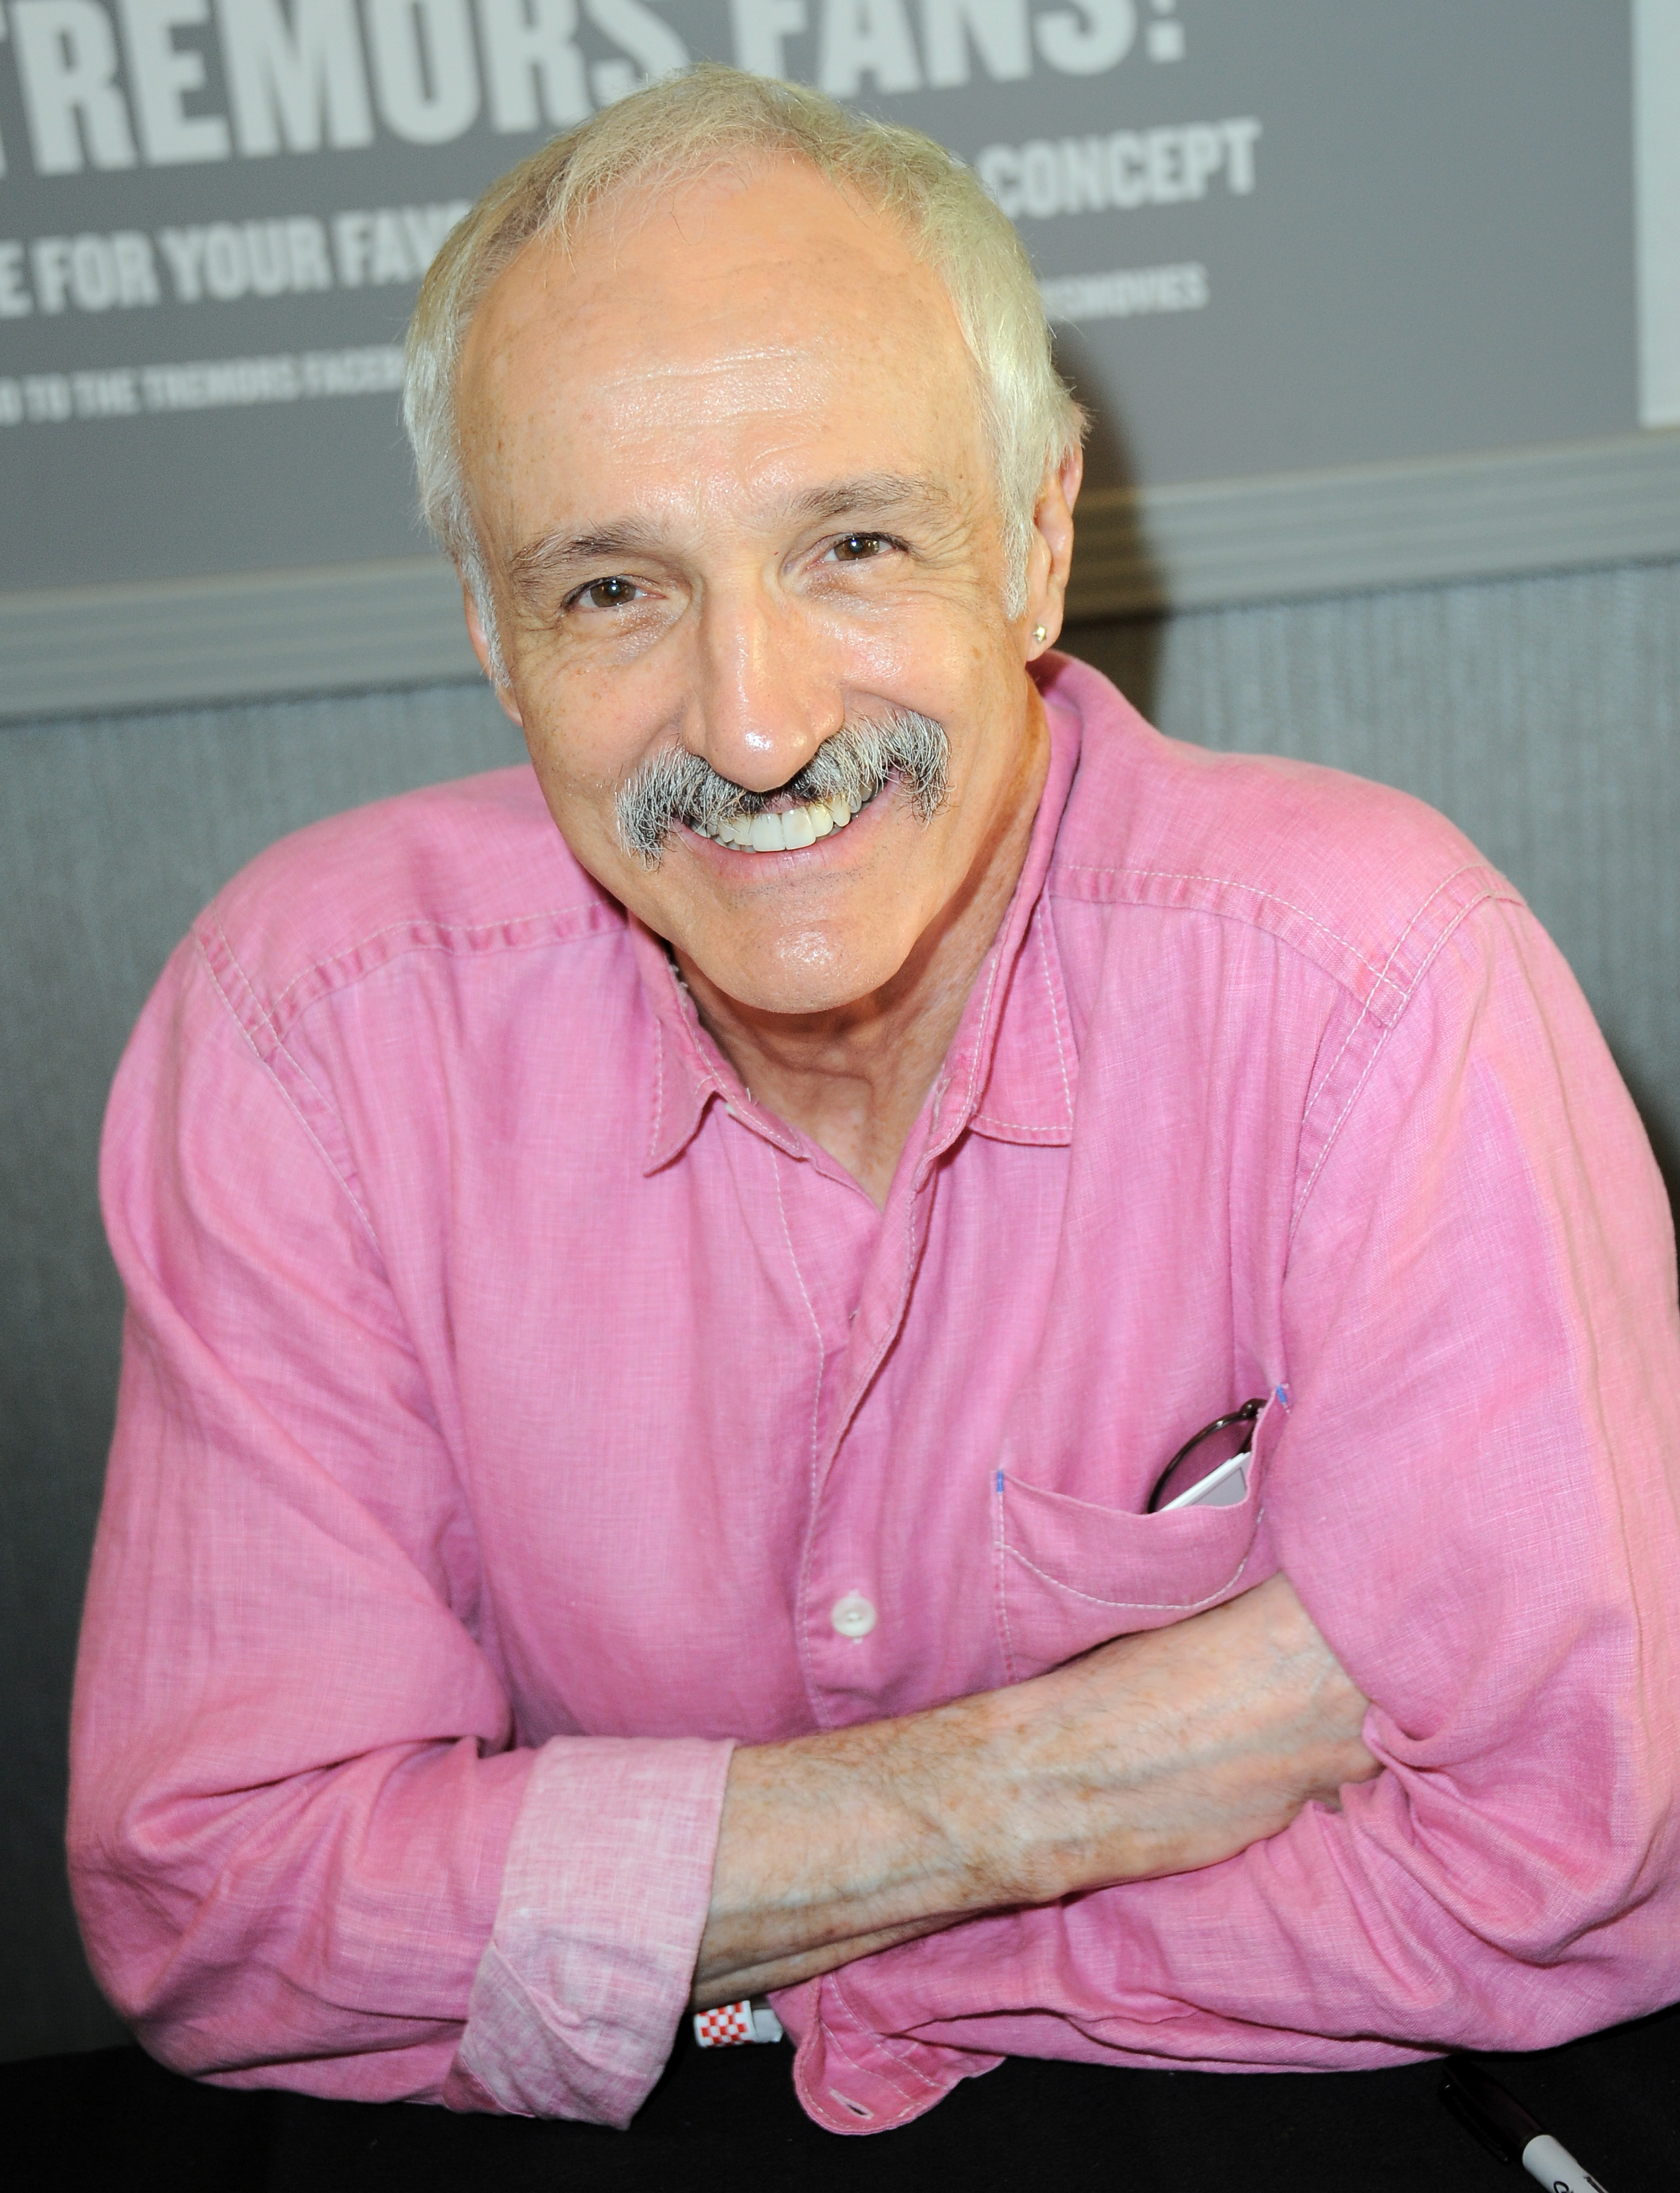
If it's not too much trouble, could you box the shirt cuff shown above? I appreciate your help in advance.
[445,1733,736,2125]
[773,1970,1001,2134]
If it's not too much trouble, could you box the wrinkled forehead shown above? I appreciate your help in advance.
[454,158,989,520]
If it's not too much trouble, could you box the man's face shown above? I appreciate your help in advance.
[456,159,1072,1016]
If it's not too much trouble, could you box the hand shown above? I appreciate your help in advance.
[693,1573,1377,2005]
[964,1571,1379,1904]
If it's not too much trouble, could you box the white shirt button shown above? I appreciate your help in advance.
[829,1592,877,1639]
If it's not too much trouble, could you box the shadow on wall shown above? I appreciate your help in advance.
[1052,322,1165,722]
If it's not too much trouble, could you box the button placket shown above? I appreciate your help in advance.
[801,1163,941,1708]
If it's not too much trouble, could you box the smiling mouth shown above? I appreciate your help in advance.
[688,780,884,853]
[616,707,948,867]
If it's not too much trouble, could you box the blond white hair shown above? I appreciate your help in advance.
[403,62,1084,679]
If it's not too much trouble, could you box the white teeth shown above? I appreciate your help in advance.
[704,789,874,852]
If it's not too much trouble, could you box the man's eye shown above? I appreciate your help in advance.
[576,576,639,610]
[831,533,893,562]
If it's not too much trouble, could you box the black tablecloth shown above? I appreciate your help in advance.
[9,2003,1678,2191]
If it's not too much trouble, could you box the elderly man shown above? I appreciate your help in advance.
[72,67,1680,2139]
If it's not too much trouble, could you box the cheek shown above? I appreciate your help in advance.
[840,594,987,687]
[518,676,639,807]
[885,621,1013,754]
[518,626,700,790]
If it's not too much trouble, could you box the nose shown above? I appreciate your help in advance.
[688,578,839,794]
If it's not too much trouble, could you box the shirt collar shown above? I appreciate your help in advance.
[636,925,749,1174]
[638,669,1082,1176]
[921,679,1081,1161]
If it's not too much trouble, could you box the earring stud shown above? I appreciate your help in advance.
[1032,624,1048,643]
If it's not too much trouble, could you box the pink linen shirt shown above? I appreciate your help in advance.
[71,657,1680,2135]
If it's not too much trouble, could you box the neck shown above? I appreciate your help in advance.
[676,701,1052,1207]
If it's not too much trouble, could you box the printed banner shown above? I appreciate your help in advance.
[0,2,1645,593]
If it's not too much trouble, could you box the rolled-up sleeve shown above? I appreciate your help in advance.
[776,895,1680,2127]
[70,933,731,2117]
[449,1735,731,2122]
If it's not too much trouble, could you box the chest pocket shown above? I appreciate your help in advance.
[992,1452,1277,1682]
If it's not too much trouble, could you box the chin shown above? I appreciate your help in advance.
[712,969,879,1018]
[701,931,912,1018]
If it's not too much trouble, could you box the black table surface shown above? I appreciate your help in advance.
[7,2002,1678,2191]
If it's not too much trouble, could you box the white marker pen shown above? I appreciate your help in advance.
[1441,2054,1610,2191]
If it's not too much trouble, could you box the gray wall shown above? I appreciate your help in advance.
[4,555,1678,2061]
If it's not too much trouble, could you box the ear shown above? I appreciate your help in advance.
[463,583,525,729]
[1023,442,1083,663]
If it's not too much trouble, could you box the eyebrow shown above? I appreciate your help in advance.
[506,473,954,606]
[779,472,952,527]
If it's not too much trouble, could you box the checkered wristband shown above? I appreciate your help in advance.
[693,1998,785,2047]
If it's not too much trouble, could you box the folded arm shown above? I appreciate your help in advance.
[695,1571,1375,2005]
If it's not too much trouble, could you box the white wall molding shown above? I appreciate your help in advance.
[0,558,477,724]
[1064,430,1680,620]
[3,431,1678,723]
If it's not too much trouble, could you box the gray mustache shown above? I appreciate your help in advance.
[615,709,950,866]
